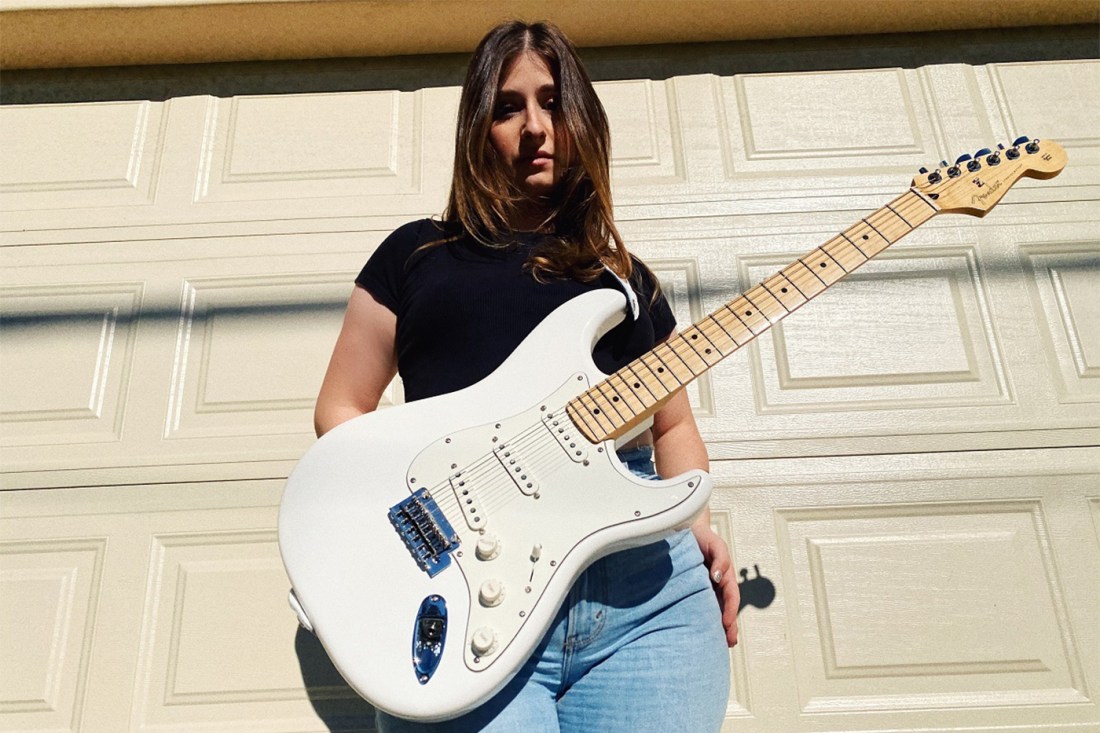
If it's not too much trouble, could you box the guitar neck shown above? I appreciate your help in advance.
[566,188,940,444]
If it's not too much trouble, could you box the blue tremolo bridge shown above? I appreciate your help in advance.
[388,489,459,577]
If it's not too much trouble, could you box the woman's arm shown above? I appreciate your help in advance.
[314,286,399,437]
[652,388,740,647]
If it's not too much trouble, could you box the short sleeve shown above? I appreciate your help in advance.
[354,219,433,314]
[630,257,676,342]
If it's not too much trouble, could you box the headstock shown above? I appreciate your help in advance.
[912,136,1067,217]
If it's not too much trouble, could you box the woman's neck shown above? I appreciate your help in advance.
[508,199,552,233]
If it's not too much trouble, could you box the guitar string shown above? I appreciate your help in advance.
[423,187,951,539]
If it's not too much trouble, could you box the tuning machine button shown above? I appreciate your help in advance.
[927,171,942,184]
[1012,135,1030,146]
[1026,140,1040,154]
[471,626,499,656]
[947,166,961,178]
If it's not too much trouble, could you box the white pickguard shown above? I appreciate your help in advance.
[278,289,712,722]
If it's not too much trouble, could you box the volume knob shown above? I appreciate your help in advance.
[475,534,501,561]
[471,626,498,656]
[478,578,504,607]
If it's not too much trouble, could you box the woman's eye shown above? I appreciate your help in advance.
[495,104,517,119]
[543,98,557,110]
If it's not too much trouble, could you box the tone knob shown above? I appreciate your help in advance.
[475,534,501,561]
[471,626,498,656]
[478,578,504,607]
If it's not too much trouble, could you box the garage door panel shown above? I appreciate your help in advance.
[0,538,105,733]
[0,283,143,446]
[710,449,1100,730]
[1020,241,1100,405]
[0,100,167,213]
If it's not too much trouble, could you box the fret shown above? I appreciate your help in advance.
[664,334,707,376]
[623,362,661,402]
[743,284,787,323]
[608,368,650,409]
[713,309,753,345]
[844,220,891,258]
[727,297,770,334]
[577,390,619,434]
[606,371,649,414]
[821,236,867,272]
[654,340,697,382]
[640,351,684,392]
[681,325,724,367]
[700,314,738,355]
[566,400,603,439]
[628,359,671,402]
[595,380,635,422]
[885,201,912,227]
[762,272,808,310]
[800,248,846,285]
[781,260,828,297]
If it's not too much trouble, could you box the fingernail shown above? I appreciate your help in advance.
[712,570,722,583]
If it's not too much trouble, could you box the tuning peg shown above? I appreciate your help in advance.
[975,148,992,157]
[918,166,928,174]
[955,153,972,164]
[939,160,949,168]
[1012,135,1030,146]
[997,143,1005,150]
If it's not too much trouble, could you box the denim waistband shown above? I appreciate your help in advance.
[615,444,655,478]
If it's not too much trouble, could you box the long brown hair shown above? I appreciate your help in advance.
[443,20,633,282]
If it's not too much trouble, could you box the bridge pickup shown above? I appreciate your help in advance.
[542,409,589,463]
[388,488,459,577]
[450,472,487,530]
[494,443,539,496]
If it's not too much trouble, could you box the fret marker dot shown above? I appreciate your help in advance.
[657,367,665,373]
[781,287,788,293]
[820,262,827,267]
[690,334,698,340]
[705,348,712,354]
[862,234,869,240]
[612,396,620,402]
[745,310,752,316]
[594,408,601,414]
[633,383,641,388]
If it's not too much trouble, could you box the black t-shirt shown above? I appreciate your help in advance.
[355,219,677,402]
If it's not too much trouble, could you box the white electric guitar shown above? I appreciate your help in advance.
[279,138,1066,722]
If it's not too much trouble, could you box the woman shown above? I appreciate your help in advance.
[315,20,738,732]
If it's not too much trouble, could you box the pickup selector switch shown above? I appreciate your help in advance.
[476,534,501,561]
[479,578,505,607]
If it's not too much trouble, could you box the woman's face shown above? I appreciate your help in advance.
[489,52,562,202]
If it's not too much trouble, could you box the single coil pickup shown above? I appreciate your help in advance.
[449,473,487,530]
[494,444,539,496]
[542,410,589,463]
[388,488,460,577]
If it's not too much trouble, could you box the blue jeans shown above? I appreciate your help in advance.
[377,446,730,732]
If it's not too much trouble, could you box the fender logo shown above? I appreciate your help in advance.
[972,179,1004,204]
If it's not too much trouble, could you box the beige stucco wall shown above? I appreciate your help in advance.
[3,0,1098,69]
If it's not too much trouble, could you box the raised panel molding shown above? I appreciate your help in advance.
[777,498,1089,713]
[719,68,933,177]
[1020,241,1100,405]
[646,258,715,417]
[744,245,1009,412]
[0,539,106,732]
[135,530,307,728]
[166,273,350,440]
[196,91,424,203]
[0,283,143,446]
[600,79,686,185]
[0,100,166,212]
[987,60,1100,150]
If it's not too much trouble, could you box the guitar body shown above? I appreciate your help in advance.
[278,289,711,722]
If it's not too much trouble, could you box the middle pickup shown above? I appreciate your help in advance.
[493,442,540,497]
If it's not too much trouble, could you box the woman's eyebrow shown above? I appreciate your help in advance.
[497,84,557,97]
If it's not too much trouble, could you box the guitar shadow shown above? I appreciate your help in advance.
[295,625,379,732]
[294,564,778,731]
